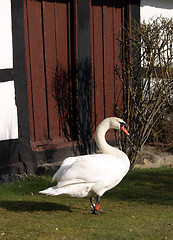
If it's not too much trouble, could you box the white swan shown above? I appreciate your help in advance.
[39,117,130,214]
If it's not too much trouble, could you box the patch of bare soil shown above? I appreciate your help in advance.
[134,145,173,168]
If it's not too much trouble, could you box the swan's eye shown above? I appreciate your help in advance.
[120,122,126,128]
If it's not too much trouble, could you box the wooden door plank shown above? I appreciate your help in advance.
[91,3,105,129]
[103,4,115,118]
[55,2,69,67]
[42,2,59,140]
[55,1,71,140]
[26,0,48,141]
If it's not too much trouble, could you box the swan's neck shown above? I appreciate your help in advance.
[95,118,125,157]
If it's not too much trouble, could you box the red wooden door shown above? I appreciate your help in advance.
[23,0,127,151]
[23,0,76,150]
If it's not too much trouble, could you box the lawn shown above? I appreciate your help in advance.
[0,167,173,240]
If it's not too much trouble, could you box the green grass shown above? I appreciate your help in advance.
[0,167,173,240]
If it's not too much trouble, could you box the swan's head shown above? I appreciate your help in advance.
[95,117,129,154]
[110,117,129,135]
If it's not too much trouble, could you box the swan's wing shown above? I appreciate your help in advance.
[52,155,99,188]
[57,178,92,188]
[52,155,100,184]
[58,154,128,185]
[52,157,77,182]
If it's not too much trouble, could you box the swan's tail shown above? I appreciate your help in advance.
[39,186,65,196]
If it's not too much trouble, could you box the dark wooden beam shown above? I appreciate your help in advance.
[77,0,92,154]
[0,69,14,82]
[11,0,36,174]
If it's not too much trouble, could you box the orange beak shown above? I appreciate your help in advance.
[120,125,129,135]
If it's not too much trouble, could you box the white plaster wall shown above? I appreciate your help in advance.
[0,0,13,69]
[140,0,173,22]
[0,81,18,140]
[0,0,18,140]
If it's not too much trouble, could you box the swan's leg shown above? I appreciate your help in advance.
[90,197,95,209]
[92,195,101,215]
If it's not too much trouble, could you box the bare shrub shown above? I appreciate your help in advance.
[114,17,173,166]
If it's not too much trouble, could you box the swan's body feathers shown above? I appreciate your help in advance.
[40,154,130,198]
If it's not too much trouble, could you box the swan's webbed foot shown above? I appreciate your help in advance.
[92,205,100,215]
[92,209,98,215]
[90,195,101,215]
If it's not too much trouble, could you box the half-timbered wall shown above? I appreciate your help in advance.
[0,0,139,181]
[0,0,20,182]
[0,0,18,141]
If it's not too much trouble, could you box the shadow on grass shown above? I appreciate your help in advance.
[105,168,173,205]
[0,200,72,212]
